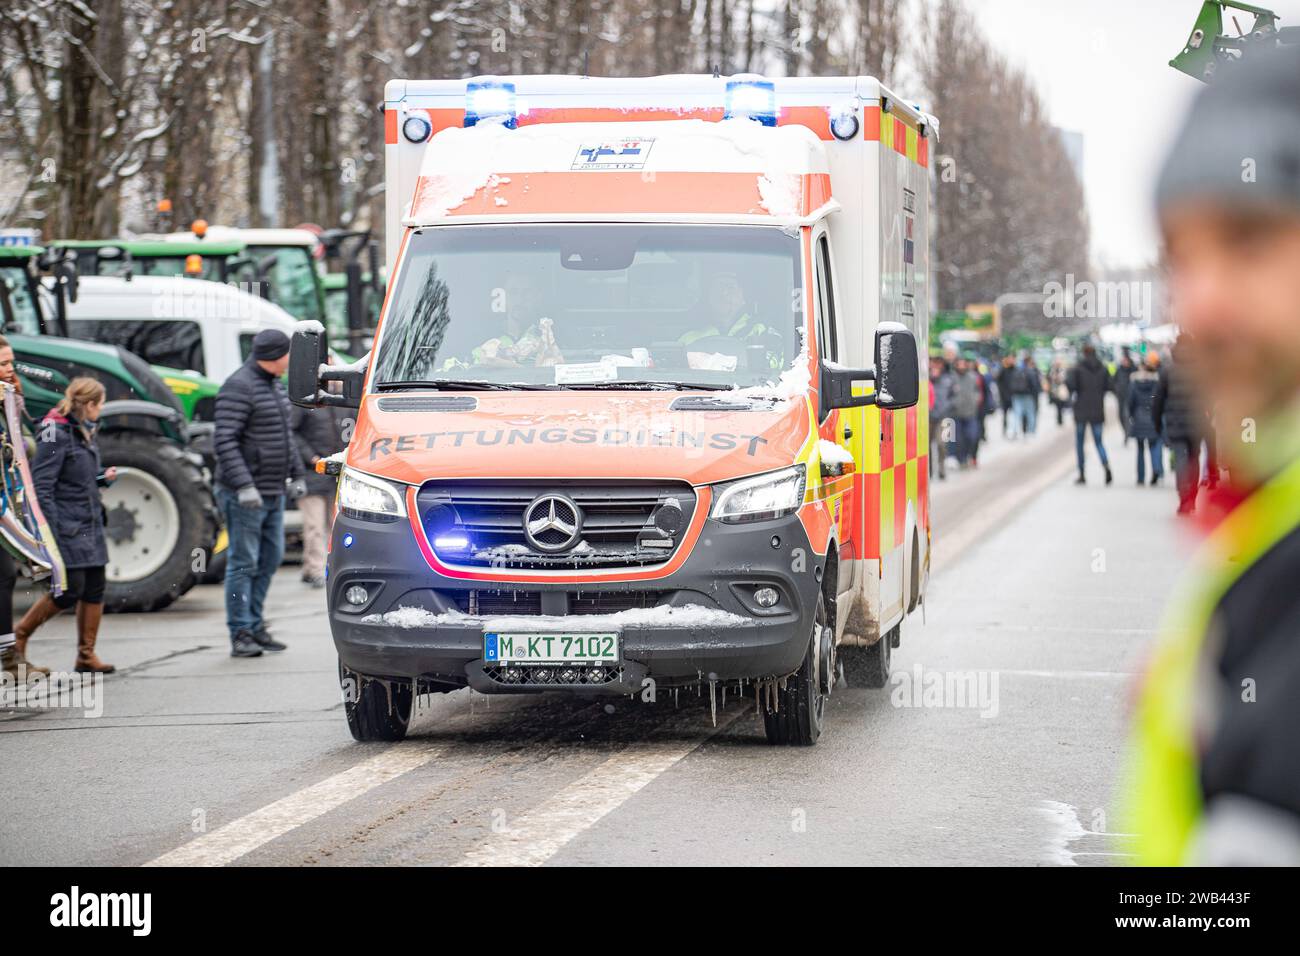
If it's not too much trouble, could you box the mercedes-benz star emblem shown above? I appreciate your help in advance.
[523,494,584,553]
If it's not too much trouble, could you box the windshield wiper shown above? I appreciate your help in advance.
[374,379,555,392]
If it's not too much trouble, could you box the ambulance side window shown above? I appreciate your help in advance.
[815,235,839,362]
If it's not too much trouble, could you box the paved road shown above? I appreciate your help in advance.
[1,412,1196,866]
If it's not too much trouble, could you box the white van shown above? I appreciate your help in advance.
[60,275,299,385]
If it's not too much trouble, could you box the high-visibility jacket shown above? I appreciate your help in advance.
[679,312,767,345]
[1130,453,1300,864]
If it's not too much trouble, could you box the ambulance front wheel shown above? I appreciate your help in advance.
[762,592,830,746]
[340,660,413,742]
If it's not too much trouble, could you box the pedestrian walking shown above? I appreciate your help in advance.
[0,336,38,680]
[1114,350,1137,443]
[290,401,349,588]
[11,378,118,675]
[1023,354,1044,436]
[995,354,1016,438]
[928,356,954,481]
[1127,352,1164,486]
[1131,46,1300,865]
[948,357,983,468]
[1048,358,1070,426]
[1007,355,1036,439]
[214,328,307,657]
[1066,344,1113,485]
[1158,337,1205,515]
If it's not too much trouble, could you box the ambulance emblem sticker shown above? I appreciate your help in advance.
[572,139,655,171]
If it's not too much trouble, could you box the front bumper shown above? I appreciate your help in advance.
[327,507,823,694]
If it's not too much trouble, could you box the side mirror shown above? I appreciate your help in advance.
[819,324,920,414]
[288,322,328,406]
[289,321,367,409]
[873,323,919,410]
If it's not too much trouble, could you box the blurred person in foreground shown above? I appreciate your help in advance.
[1131,45,1300,865]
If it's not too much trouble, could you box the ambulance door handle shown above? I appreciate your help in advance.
[843,426,853,440]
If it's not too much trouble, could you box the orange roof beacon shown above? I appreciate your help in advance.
[288,74,933,745]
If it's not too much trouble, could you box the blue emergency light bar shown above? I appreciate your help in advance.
[465,79,518,128]
[724,77,777,126]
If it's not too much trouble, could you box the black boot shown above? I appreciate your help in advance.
[231,629,264,657]
[1074,470,1086,485]
[252,624,287,652]
[1104,466,1113,486]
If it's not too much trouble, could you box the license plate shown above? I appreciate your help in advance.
[484,632,619,664]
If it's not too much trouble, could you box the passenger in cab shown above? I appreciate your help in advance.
[457,274,564,368]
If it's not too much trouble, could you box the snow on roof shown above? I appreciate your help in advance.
[409,118,830,223]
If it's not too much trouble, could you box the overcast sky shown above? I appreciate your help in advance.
[959,0,1300,270]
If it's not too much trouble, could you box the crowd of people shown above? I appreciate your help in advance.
[928,337,1216,517]
[0,327,346,679]
[927,345,1046,477]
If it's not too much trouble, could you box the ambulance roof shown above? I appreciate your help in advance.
[406,118,834,226]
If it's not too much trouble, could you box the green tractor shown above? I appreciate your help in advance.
[0,245,221,611]
[1170,1,1299,82]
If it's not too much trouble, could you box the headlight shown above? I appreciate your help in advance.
[709,464,806,524]
[338,468,407,520]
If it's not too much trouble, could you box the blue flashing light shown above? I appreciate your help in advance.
[465,79,518,129]
[433,532,471,552]
[724,77,777,127]
[342,532,354,549]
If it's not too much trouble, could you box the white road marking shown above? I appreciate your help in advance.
[933,448,1075,574]
[143,742,445,867]
[458,711,744,867]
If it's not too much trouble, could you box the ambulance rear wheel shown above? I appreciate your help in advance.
[340,660,413,742]
[763,593,829,746]
[840,624,895,689]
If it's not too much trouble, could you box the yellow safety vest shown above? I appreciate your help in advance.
[1129,453,1300,864]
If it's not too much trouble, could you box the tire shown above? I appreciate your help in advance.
[763,592,830,746]
[98,432,219,613]
[340,660,413,742]
[840,624,896,689]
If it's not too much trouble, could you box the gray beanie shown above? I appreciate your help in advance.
[1156,45,1300,213]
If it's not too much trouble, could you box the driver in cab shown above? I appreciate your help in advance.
[680,272,778,369]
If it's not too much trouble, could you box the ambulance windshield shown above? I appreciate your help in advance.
[372,224,802,390]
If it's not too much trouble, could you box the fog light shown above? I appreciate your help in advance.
[754,586,779,608]
[345,585,369,606]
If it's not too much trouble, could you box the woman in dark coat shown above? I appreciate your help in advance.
[14,377,118,674]
[1126,352,1165,486]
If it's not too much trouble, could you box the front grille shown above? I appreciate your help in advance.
[448,589,665,616]
[418,480,695,570]
[483,664,623,686]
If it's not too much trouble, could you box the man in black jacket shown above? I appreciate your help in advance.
[1157,337,1206,514]
[1066,345,1113,485]
[214,329,307,657]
